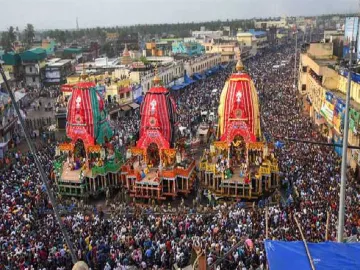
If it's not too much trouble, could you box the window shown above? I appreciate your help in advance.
[32,77,36,82]
[29,67,33,73]
[302,66,307,72]
[302,84,306,91]
[120,93,124,99]
[126,92,130,98]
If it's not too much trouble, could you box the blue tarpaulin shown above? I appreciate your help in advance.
[171,74,195,90]
[184,74,195,84]
[135,95,144,104]
[193,73,205,80]
[265,240,360,270]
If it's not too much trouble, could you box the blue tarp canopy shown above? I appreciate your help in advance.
[135,95,144,104]
[265,240,360,270]
[171,74,194,90]
[184,74,195,84]
[206,65,220,76]
[193,73,205,80]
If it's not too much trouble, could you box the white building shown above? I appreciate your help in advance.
[191,30,223,40]
[134,61,184,93]
[183,53,221,76]
[254,16,288,29]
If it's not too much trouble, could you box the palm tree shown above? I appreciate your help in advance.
[23,23,35,49]
[0,26,16,52]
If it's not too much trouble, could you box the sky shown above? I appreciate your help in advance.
[0,0,358,30]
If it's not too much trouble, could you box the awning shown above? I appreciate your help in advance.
[135,95,144,104]
[193,73,204,80]
[121,105,132,111]
[109,106,121,115]
[14,91,27,102]
[129,103,140,109]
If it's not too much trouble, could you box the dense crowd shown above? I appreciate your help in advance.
[0,42,359,270]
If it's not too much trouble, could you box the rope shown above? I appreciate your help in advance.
[0,64,78,264]
[294,215,316,270]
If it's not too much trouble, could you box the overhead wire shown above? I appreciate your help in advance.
[0,63,78,264]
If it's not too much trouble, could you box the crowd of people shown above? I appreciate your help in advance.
[0,41,359,270]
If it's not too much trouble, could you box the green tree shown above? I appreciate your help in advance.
[1,26,16,52]
[139,56,149,64]
[23,23,35,49]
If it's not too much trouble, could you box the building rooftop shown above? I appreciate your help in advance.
[47,59,72,67]
[237,32,253,37]
[313,58,337,67]
[20,48,47,61]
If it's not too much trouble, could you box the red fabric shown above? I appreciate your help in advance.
[61,84,75,92]
[66,82,96,146]
[221,73,256,143]
[137,130,170,149]
[139,85,175,149]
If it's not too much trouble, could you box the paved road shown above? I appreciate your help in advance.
[25,97,56,120]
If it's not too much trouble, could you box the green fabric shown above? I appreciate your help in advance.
[2,52,21,65]
[20,48,47,61]
[63,48,82,55]
[90,87,100,141]
[92,161,122,176]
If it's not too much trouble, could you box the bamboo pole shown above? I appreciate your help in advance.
[325,210,330,241]
[294,215,316,270]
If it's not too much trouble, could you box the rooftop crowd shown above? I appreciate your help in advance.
[0,41,359,270]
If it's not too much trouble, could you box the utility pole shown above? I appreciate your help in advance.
[294,23,298,88]
[337,38,354,242]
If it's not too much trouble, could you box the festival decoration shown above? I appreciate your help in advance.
[66,82,113,147]
[218,72,260,143]
[138,80,177,149]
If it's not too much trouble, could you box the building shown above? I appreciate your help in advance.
[203,40,239,63]
[44,58,72,85]
[172,41,204,56]
[106,32,119,41]
[1,52,22,86]
[236,32,253,47]
[254,16,287,29]
[136,61,184,93]
[121,44,132,66]
[63,47,83,62]
[183,53,221,76]
[248,29,268,49]
[191,30,223,40]
[298,42,360,169]
[145,41,173,57]
[0,91,17,149]
[82,42,100,61]
[20,48,47,88]
[42,39,57,56]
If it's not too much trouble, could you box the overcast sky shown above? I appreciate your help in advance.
[0,0,358,30]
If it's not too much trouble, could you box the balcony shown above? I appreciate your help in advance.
[0,117,18,135]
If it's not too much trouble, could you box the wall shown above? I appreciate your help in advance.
[338,75,360,104]
[307,43,333,59]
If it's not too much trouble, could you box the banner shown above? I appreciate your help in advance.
[343,17,359,58]
[320,101,334,123]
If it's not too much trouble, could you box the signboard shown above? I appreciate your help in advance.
[343,17,359,58]
[320,101,334,123]
[3,65,13,73]
[45,70,61,79]
[132,85,143,100]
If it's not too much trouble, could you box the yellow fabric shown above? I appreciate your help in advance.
[217,80,229,138]
[217,75,261,139]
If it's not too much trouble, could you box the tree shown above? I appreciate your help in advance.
[23,23,35,49]
[139,56,149,64]
[1,26,16,52]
